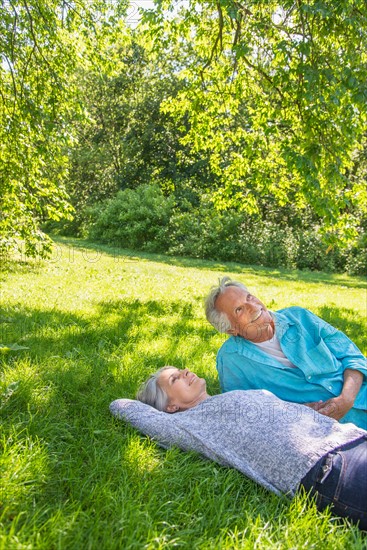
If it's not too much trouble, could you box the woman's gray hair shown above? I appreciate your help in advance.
[136,366,173,411]
[204,276,247,333]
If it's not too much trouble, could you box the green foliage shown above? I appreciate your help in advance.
[168,205,349,272]
[143,0,367,244]
[0,0,129,258]
[88,184,175,251]
[296,230,343,272]
[46,0,366,272]
[61,34,216,236]
[0,0,75,257]
[2,0,367,265]
[87,185,365,273]
[343,216,367,276]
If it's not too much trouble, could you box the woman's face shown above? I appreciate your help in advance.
[158,367,208,413]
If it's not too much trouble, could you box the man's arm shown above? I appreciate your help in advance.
[317,312,367,377]
[306,369,364,420]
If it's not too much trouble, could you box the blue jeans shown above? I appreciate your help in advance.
[300,436,367,530]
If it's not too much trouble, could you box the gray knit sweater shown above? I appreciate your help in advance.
[110,390,366,496]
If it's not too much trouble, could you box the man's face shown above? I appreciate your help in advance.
[215,286,275,343]
[158,367,207,413]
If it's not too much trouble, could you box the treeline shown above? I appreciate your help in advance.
[2,1,367,273]
[51,19,366,274]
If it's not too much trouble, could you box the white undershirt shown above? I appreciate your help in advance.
[254,333,296,368]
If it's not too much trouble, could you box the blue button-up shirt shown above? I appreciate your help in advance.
[216,306,367,428]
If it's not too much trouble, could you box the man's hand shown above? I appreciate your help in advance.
[305,369,363,421]
[305,395,354,420]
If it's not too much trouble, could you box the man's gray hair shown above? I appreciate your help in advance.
[204,276,247,333]
[136,366,173,411]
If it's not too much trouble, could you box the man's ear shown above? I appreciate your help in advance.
[165,403,179,413]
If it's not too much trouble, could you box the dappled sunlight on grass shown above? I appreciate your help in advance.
[1,238,366,548]
[123,437,163,478]
[0,428,50,509]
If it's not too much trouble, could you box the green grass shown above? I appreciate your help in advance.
[1,237,366,549]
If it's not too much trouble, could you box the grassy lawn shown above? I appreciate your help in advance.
[1,237,366,549]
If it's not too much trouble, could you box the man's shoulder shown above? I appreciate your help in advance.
[217,335,246,355]
[276,306,315,321]
[277,305,307,315]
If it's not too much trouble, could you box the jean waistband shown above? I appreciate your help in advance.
[300,435,367,490]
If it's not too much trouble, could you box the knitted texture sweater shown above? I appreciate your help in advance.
[110,390,366,496]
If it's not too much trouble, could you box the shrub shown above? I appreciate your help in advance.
[295,230,346,272]
[88,184,175,252]
[344,231,367,276]
[85,185,365,274]
[168,209,299,269]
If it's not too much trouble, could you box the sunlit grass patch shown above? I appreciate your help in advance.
[0,237,366,548]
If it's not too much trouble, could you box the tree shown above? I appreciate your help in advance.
[0,0,128,257]
[143,0,367,245]
[63,33,218,234]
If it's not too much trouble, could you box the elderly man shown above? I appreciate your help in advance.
[205,277,367,429]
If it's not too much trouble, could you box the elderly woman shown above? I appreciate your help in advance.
[110,367,367,530]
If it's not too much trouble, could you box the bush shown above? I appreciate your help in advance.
[168,207,245,261]
[344,231,367,276]
[295,230,346,272]
[168,208,299,269]
[85,184,365,274]
[88,184,175,252]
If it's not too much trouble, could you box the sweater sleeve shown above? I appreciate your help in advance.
[109,399,204,451]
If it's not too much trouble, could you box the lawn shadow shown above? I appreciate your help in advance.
[1,292,365,544]
[0,294,221,527]
[0,296,220,403]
